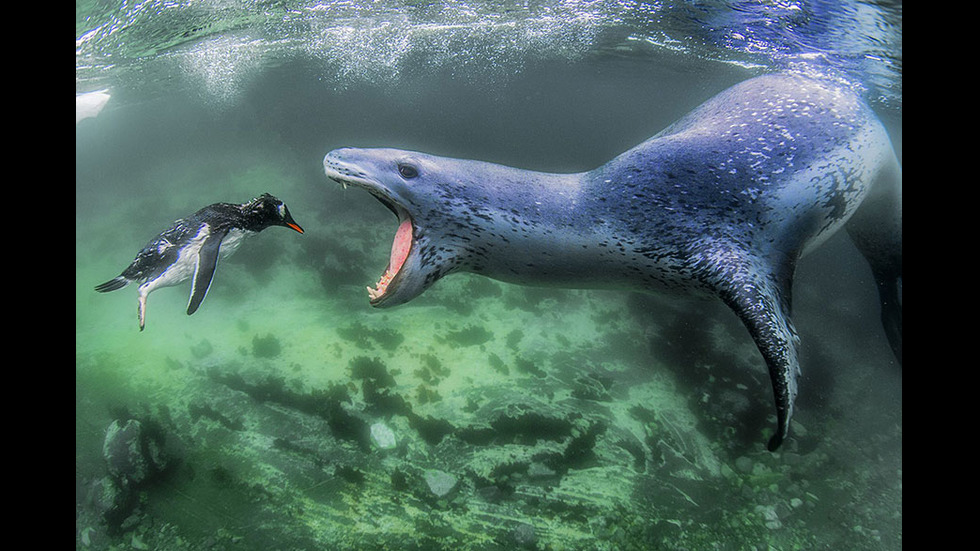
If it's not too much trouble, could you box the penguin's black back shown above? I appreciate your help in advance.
[118,216,207,283]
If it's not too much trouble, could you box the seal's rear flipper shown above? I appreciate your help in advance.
[875,273,902,365]
[847,156,902,366]
[717,264,801,452]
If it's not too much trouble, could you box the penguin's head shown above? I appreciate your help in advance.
[243,193,304,234]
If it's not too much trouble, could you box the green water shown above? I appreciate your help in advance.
[76,2,901,549]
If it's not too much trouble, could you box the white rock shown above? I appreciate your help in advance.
[755,504,782,530]
[424,470,457,497]
[370,422,397,449]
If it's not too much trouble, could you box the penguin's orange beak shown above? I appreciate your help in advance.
[282,206,304,234]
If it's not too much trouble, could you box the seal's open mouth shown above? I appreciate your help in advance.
[323,156,414,305]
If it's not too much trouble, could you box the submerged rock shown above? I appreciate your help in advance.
[423,469,458,497]
[103,420,152,485]
[97,418,179,529]
[88,475,132,528]
[370,422,397,449]
[756,504,782,530]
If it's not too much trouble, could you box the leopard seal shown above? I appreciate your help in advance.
[322,72,902,451]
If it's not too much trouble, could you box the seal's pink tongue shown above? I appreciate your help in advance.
[390,218,412,274]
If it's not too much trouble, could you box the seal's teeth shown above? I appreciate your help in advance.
[367,269,396,301]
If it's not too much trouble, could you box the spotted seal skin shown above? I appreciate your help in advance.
[323,73,902,451]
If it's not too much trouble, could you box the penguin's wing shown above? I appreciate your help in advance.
[187,228,229,315]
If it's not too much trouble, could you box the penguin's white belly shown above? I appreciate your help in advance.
[139,226,213,295]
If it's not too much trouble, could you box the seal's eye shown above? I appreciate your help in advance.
[398,164,419,179]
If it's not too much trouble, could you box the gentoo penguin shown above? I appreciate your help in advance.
[95,193,304,330]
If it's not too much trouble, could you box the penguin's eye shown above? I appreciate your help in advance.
[397,164,419,179]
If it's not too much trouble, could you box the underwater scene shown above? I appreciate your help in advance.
[76,1,902,550]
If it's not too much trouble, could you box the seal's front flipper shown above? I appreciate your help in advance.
[187,230,227,315]
[716,262,801,452]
